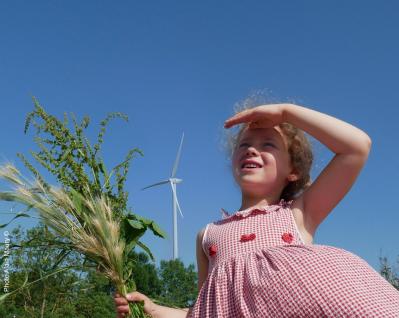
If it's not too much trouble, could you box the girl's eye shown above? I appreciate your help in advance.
[238,142,275,149]
[263,142,275,147]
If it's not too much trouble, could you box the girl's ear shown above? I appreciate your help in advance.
[287,174,299,182]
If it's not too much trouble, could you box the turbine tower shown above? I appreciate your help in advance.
[141,132,184,260]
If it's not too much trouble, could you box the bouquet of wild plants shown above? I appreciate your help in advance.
[0,98,167,317]
[0,164,155,317]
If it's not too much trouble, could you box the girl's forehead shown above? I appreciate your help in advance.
[240,126,284,141]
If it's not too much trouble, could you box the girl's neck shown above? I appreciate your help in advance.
[238,194,281,211]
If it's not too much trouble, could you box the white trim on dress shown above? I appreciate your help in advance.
[202,223,210,255]
[289,209,306,245]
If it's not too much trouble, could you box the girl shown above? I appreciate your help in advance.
[114,103,399,317]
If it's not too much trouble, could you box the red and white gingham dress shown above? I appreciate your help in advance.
[186,200,399,317]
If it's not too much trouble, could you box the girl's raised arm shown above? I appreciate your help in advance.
[283,104,371,233]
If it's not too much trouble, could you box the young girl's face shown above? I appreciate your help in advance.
[231,126,294,197]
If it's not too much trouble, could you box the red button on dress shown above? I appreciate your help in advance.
[209,244,217,256]
[240,233,256,242]
[282,232,293,243]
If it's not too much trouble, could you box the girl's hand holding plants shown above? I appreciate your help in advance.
[114,291,158,318]
[224,104,288,129]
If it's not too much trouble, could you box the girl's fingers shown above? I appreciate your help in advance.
[114,295,130,316]
[115,291,154,316]
[117,305,130,313]
[224,117,245,128]
[113,292,128,305]
[224,110,255,128]
[114,297,128,305]
[125,291,146,302]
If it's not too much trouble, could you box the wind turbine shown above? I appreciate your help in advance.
[141,132,185,260]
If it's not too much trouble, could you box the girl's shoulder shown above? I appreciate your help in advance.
[197,223,211,244]
[197,225,207,238]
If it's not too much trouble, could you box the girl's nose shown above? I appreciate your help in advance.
[246,146,259,156]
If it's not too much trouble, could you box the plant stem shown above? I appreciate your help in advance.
[120,284,151,318]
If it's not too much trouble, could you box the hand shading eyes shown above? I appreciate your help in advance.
[239,142,275,148]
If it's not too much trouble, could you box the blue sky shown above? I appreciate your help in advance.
[0,1,398,273]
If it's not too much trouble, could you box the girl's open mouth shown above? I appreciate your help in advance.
[241,164,263,171]
[241,167,262,171]
[241,162,263,171]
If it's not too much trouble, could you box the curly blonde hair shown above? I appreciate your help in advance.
[221,94,313,200]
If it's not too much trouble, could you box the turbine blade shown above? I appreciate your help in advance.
[170,182,184,218]
[141,180,170,191]
[171,132,184,178]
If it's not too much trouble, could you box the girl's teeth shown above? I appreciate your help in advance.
[243,164,259,168]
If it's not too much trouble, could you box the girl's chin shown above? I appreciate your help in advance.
[237,178,270,188]
[236,174,277,186]
[237,173,267,181]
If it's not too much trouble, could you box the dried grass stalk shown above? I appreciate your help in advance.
[0,164,150,317]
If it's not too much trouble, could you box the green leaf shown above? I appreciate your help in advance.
[126,213,167,239]
[135,214,152,226]
[0,212,30,229]
[127,219,144,230]
[136,241,155,262]
[122,217,147,254]
[148,221,167,239]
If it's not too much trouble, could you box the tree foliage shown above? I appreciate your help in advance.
[379,255,399,291]
[157,259,198,308]
[0,224,115,317]
[0,224,197,317]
